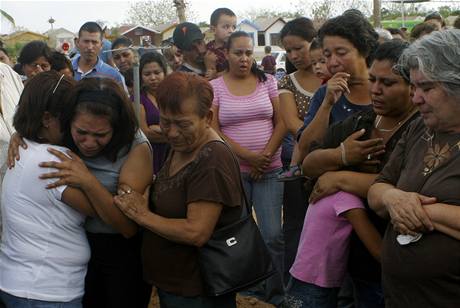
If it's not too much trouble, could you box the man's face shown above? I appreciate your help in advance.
[77,31,102,62]
[182,39,206,66]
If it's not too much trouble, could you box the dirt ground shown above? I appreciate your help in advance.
[148,288,275,308]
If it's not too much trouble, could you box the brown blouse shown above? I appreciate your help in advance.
[142,141,243,296]
[376,117,460,308]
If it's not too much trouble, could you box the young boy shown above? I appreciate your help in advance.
[309,38,331,84]
[261,46,276,75]
[206,8,237,78]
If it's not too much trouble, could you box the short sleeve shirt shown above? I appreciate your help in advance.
[278,72,315,120]
[142,141,243,296]
[211,75,282,172]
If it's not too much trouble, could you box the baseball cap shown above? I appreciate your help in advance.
[173,22,204,51]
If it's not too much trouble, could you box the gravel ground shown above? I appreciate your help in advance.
[148,288,275,308]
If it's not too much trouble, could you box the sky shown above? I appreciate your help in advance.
[0,0,295,34]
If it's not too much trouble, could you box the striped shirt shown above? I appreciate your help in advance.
[211,75,282,172]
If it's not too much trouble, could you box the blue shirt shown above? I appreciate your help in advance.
[99,39,112,64]
[297,85,372,140]
[71,55,126,89]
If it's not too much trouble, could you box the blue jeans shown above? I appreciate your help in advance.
[157,289,236,308]
[0,290,82,308]
[284,277,339,308]
[241,168,285,306]
[352,278,385,308]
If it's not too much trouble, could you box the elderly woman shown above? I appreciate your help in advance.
[368,29,460,308]
[114,72,244,307]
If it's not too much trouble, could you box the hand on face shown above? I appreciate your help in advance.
[324,72,351,106]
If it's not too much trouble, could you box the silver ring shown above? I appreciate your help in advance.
[367,154,372,160]
[126,188,132,194]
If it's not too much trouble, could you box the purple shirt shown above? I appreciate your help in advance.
[139,93,168,174]
[290,191,364,288]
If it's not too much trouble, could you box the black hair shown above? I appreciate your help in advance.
[50,51,73,75]
[112,36,133,49]
[280,17,316,43]
[17,40,52,65]
[78,21,103,40]
[309,38,321,51]
[0,47,9,57]
[424,11,445,27]
[410,22,438,41]
[454,16,460,29]
[62,77,138,161]
[210,8,236,26]
[139,52,168,88]
[386,27,407,40]
[373,40,410,83]
[13,71,75,143]
[121,68,134,88]
[318,10,379,67]
[227,31,267,82]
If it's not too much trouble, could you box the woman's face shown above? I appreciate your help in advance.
[322,35,366,77]
[411,69,460,132]
[141,62,165,92]
[22,56,51,79]
[70,111,114,157]
[159,97,210,153]
[369,59,411,117]
[226,36,254,77]
[282,35,312,71]
[113,47,134,72]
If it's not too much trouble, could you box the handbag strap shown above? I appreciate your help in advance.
[207,139,252,216]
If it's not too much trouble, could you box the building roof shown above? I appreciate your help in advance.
[3,30,48,40]
[121,25,160,36]
[153,22,177,33]
[44,27,76,37]
[253,17,286,31]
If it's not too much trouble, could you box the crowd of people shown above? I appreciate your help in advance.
[0,6,460,308]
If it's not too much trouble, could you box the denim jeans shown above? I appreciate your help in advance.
[0,290,82,308]
[157,289,236,308]
[241,168,285,306]
[284,277,339,308]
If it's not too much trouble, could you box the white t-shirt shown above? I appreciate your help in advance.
[0,140,90,301]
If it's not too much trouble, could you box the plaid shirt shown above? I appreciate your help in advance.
[206,40,227,73]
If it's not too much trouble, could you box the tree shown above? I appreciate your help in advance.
[0,9,15,27]
[126,0,196,28]
[238,8,302,21]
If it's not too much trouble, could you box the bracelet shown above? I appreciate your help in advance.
[340,142,349,166]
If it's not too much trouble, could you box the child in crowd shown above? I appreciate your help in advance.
[206,8,237,77]
[261,46,277,75]
[278,38,331,181]
[309,38,331,84]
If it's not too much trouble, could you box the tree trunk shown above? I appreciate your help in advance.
[373,0,381,28]
[173,0,186,23]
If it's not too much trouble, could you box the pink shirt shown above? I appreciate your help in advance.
[290,191,364,288]
[211,75,281,172]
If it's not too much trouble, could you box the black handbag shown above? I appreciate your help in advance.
[198,142,276,297]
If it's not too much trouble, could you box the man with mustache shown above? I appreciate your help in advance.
[72,21,126,88]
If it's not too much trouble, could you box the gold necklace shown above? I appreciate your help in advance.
[374,115,404,132]
[422,129,460,176]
